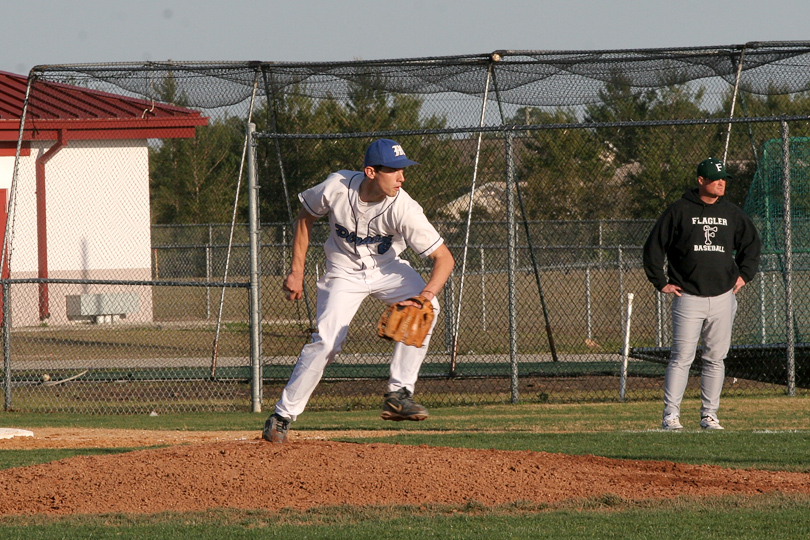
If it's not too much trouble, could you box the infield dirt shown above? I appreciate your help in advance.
[0,428,809,516]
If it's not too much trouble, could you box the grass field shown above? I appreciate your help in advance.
[0,395,808,539]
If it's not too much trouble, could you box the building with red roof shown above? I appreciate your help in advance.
[0,71,208,326]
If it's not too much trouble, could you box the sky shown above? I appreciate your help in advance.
[2,0,809,76]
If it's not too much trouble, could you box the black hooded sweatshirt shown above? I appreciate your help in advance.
[643,188,761,297]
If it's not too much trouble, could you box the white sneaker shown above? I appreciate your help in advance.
[700,415,724,430]
[661,414,683,430]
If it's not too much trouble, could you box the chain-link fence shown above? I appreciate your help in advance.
[3,43,810,413]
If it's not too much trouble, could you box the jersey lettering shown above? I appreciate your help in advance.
[335,224,394,254]
[691,217,727,225]
[692,222,725,252]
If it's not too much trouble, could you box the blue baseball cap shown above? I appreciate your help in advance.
[363,139,419,169]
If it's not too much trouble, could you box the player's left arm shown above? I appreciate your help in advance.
[733,211,762,294]
[418,244,455,302]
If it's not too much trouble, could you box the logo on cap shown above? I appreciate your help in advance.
[697,158,732,181]
[364,138,419,169]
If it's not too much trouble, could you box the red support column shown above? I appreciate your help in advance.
[35,131,67,321]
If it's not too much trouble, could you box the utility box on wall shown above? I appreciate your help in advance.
[66,293,140,324]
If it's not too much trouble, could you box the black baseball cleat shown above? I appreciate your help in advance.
[262,413,291,443]
[381,388,429,421]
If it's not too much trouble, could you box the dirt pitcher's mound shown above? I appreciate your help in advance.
[1,440,809,515]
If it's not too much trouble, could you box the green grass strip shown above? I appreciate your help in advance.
[0,494,808,539]
[0,448,141,470]
[340,431,810,472]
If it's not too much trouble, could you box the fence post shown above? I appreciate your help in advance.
[3,281,10,411]
[780,121,796,397]
[620,292,634,402]
[598,220,604,266]
[282,225,288,276]
[585,266,592,341]
[247,123,263,412]
[759,272,766,344]
[655,290,664,347]
[618,246,625,324]
[206,224,212,319]
[443,275,455,355]
[480,247,487,331]
[506,132,519,403]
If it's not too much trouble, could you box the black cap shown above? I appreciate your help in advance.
[697,158,732,180]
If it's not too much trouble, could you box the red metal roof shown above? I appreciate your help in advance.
[0,71,208,141]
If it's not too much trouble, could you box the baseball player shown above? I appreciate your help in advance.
[643,157,761,431]
[263,139,455,443]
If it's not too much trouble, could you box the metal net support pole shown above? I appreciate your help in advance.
[723,45,747,162]
[211,73,259,380]
[513,162,559,363]
[2,73,35,412]
[780,121,796,397]
[248,123,264,412]
[449,59,494,376]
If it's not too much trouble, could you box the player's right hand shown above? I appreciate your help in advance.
[282,273,304,301]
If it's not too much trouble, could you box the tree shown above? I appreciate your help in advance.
[621,84,722,217]
[149,74,245,224]
[585,72,660,166]
[254,70,462,223]
[509,77,746,219]
[513,108,615,220]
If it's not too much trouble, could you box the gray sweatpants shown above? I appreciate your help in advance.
[663,289,737,419]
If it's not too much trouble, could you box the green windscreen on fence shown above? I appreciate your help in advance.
[744,137,810,256]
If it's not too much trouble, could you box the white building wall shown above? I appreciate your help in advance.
[0,156,14,192]
[2,140,154,326]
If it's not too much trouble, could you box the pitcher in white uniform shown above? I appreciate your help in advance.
[263,139,455,443]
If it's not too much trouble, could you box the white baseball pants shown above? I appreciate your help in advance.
[275,259,440,421]
[663,289,737,420]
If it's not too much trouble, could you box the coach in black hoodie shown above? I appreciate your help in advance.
[643,158,760,431]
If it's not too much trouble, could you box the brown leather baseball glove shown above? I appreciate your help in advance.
[376,295,434,348]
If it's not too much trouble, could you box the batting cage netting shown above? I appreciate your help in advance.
[2,42,809,413]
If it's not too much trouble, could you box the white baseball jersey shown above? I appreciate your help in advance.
[299,170,444,271]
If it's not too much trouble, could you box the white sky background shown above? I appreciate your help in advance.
[2,0,809,75]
